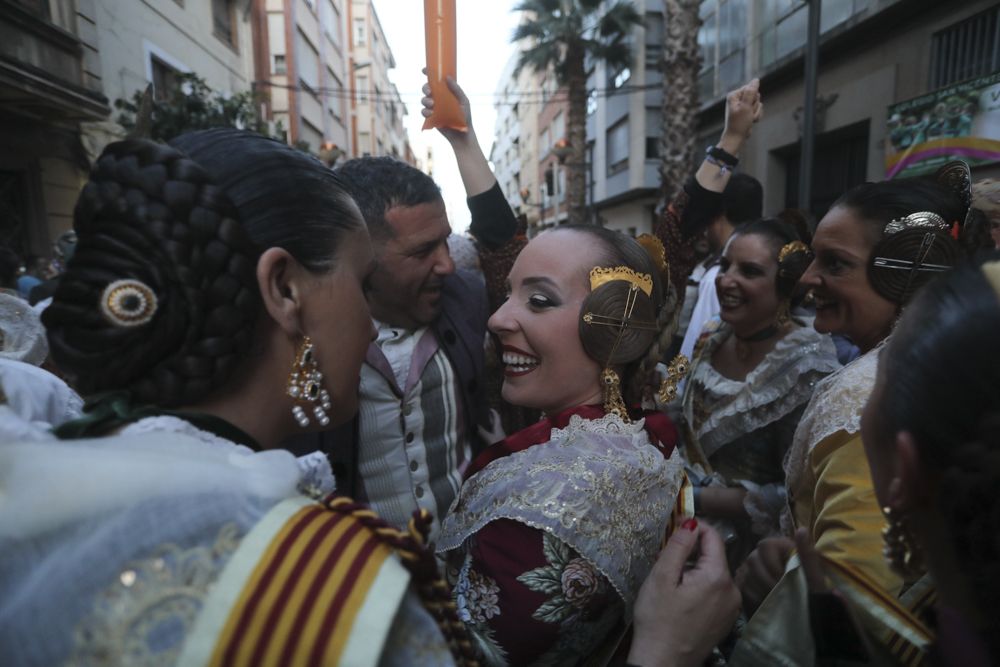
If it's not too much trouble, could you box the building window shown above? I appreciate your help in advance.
[645,137,659,159]
[607,119,629,174]
[356,75,368,103]
[586,89,597,116]
[644,11,663,66]
[552,110,565,143]
[930,6,1000,89]
[273,54,286,75]
[359,131,371,155]
[296,33,320,91]
[151,56,181,101]
[212,0,236,47]
[610,65,631,90]
[699,0,748,101]
[354,18,366,46]
[540,127,551,154]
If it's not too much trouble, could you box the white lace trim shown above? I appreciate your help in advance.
[682,325,841,459]
[437,413,684,615]
[783,339,886,500]
[121,417,336,497]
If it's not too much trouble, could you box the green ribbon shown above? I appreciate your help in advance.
[54,390,261,451]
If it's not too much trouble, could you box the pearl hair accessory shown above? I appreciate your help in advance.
[286,336,332,428]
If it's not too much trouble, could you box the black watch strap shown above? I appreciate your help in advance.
[706,144,739,167]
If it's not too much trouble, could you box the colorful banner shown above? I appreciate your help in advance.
[885,71,1000,179]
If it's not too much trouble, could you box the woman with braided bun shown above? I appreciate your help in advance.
[679,218,840,565]
[436,224,709,666]
[0,130,476,666]
[732,161,990,665]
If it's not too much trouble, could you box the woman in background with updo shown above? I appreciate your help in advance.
[0,130,474,666]
[734,162,989,665]
[436,225,697,666]
[680,218,840,564]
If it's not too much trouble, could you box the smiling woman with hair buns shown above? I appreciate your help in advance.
[733,161,992,666]
[0,130,477,666]
[678,217,840,565]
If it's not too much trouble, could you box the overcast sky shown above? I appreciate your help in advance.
[372,0,521,233]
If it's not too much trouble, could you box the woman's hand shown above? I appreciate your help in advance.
[718,78,763,155]
[628,520,740,667]
[735,535,795,615]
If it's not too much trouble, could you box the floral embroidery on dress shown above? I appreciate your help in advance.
[456,557,501,624]
[67,523,241,667]
[519,533,610,624]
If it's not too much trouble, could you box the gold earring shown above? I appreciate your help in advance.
[776,299,791,326]
[657,354,690,404]
[881,506,923,578]
[287,336,332,428]
[602,367,629,422]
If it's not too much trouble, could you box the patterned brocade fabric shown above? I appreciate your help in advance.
[437,413,686,666]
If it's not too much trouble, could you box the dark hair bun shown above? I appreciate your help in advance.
[43,139,261,406]
[579,276,659,366]
[868,228,962,305]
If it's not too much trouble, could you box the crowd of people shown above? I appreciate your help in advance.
[0,72,998,667]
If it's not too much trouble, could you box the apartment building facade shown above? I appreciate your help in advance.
[695,0,1000,219]
[0,0,107,254]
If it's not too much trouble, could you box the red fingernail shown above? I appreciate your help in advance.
[682,518,698,531]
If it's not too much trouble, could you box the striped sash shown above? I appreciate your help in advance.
[179,496,410,667]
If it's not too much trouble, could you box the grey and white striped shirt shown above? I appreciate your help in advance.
[357,322,470,542]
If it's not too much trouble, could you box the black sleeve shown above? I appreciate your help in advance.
[467,182,517,250]
[680,176,726,238]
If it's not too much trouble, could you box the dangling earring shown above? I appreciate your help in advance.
[657,354,690,404]
[602,367,629,421]
[776,299,791,326]
[287,336,332,428]
[881,506,923,578]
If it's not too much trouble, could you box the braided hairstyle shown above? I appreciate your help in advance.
[877,256,1000,656]
[831,170,971,308]
[44,129,362,407]
[730,217,812,302]
[563,225,674,407]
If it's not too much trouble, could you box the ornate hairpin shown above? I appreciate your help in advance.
[636,234,670,292]
[883,211,951,236]
[589,266,653,297]
[778,240,810,263]
[657,354,690,404]
[100,279,158,327]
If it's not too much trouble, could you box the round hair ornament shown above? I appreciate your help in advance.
[100,279,159,328]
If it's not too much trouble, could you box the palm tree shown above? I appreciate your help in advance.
[512,0,641,225]
[658,0,702,201]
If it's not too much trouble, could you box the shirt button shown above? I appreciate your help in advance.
[410,460,418,472]
[405,432,414,443]
[415,485,424,498]
[403,404,413,416]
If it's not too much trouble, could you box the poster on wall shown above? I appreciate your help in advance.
[884,70,1000,179]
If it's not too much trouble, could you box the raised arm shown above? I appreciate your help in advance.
[421,75,494,197]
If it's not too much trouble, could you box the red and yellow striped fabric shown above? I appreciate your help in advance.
[207,503,398,667]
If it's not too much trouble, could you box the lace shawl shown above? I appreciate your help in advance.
[783,340,886,501]
[682,324,841,460]
[436,413,685,612]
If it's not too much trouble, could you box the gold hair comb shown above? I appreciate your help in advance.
[589,266,653,296]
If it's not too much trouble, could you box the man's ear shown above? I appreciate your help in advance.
[257,247,304,337]
[888,430,927,513]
